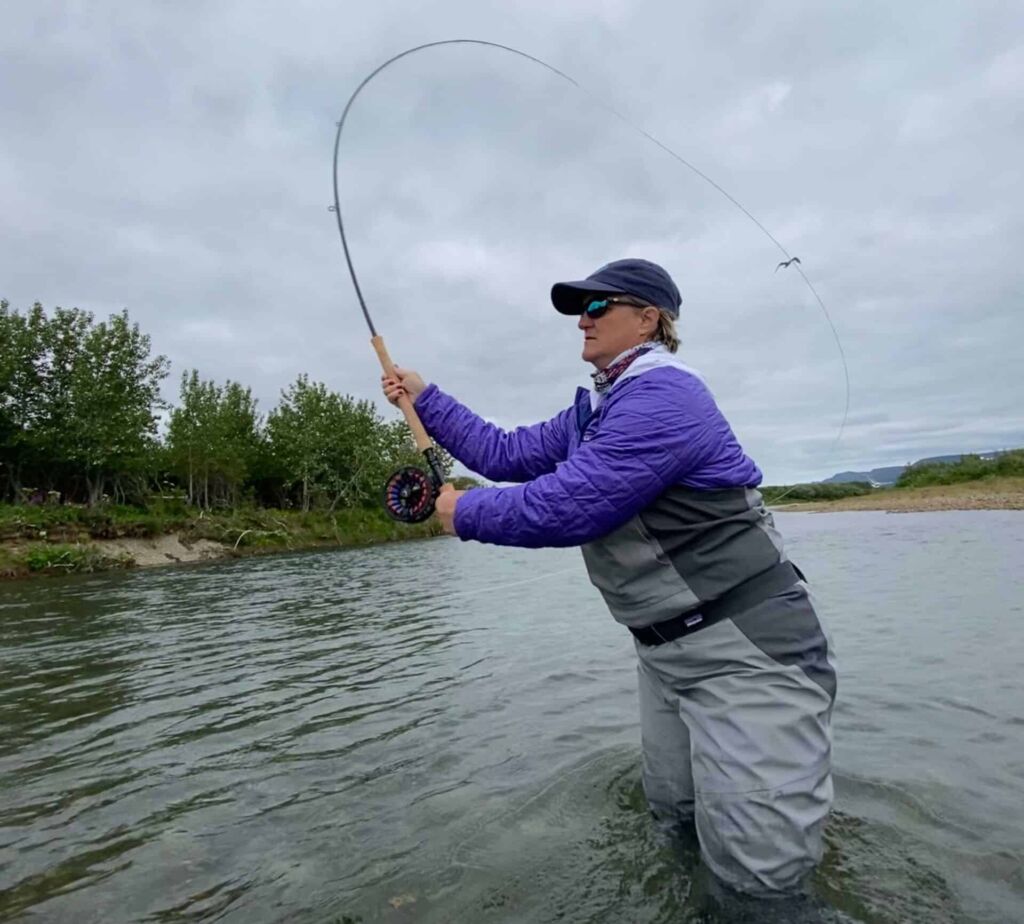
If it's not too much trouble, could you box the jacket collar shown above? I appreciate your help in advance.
[588,344,709,410]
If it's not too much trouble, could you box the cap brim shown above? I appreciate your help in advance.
[551,280,628,315]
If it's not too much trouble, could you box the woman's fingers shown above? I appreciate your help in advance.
[380,374,406,405]
[381,367,424,404]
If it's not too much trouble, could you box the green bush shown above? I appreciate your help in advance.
[178,505,440,551]
[759,482,875,503]
[449,475,484,490]
[22,543,133,574]
[0,502,191,540]
[896,450,1024,488]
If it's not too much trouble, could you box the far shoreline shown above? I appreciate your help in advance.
[3,478,1021,584]
[768,477,1024,513]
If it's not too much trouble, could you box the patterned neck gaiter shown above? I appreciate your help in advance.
[591,343,656,394]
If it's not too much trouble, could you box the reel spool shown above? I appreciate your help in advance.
[383,465,438,523]
[382,446,448,523]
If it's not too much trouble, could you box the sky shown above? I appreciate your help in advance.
[2,0,1021,484]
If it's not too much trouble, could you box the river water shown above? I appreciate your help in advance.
[1,511,1022,923]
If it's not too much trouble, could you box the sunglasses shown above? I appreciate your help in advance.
[582,295,650,319]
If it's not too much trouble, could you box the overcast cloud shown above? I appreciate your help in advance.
[2,1,1022,483]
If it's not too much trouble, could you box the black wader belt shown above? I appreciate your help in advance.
[629,560,805,647]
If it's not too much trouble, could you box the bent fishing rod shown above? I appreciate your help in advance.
[332,40,851,520]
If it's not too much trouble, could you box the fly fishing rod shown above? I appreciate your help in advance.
[331,48,458,523]
[332,40,850,518]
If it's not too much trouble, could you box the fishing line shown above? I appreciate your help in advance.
[332,38,850,511]
[430,565,582,603]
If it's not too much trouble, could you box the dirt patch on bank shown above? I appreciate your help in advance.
[104,535,229,567]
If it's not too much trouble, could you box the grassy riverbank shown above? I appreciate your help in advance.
[0,502,443,580]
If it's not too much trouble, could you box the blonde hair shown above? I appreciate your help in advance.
[651,308,679,353]
[618,297,680,353]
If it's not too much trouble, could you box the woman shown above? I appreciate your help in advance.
[382,258,837,899]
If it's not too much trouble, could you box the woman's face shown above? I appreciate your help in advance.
[578,301,659,370]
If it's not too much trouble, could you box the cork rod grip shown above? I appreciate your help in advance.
[371,335,433,452]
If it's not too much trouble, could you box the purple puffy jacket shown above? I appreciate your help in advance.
[413,346,762,549]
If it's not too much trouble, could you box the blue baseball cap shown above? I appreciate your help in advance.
[551,258,681,319]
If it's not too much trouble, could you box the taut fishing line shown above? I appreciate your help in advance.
[331,38,850,521]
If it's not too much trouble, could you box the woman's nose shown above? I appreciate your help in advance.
[578,313,593,330]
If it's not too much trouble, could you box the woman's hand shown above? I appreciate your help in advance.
[434,486,465,535]
[381,366,428,406]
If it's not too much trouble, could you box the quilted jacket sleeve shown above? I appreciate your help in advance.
[413,383,573,483]
[452,369,719,548]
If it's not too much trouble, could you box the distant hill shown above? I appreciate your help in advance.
[823,450,1012,486]
[825,466,905,486]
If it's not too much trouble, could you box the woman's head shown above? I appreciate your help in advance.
[577,296,678,368]
[550,258,681,369]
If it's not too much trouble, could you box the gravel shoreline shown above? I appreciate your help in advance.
[771,478,1024,513]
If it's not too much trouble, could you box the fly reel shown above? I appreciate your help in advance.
[382,448,447,523]
[383,466,436,523]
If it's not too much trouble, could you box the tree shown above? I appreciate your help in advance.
[60,310,169,504]
[166,371,262,509]
[0,299,455,516]
[29,307,91,496]
[266,375,415,512]
[0,301,47,499]
[0,304,167,504]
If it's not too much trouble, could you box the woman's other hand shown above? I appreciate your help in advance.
[434,486,465,535]
[381,366,427,406]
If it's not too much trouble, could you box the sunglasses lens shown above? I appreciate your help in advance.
[584,298,609,317]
